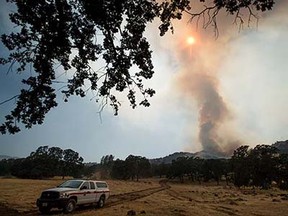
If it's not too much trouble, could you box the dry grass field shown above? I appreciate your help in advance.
[1,177,288,215]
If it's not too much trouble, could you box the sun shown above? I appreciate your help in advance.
[187,36,196,45]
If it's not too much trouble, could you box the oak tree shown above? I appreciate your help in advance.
[0,0,275,134]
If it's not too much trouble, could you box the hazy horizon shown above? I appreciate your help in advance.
[1,1,288,162]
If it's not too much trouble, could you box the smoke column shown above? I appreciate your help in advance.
[170,4,243,156]
[148,0,288,155]
[178,62,236,155]
[173,0,288,155]
[194,73,229,154]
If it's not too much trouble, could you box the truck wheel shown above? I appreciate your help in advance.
[98,195,105,208]
[39,207,51,214]
[64,199,76,214]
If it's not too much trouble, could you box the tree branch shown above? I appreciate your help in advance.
[0,95,19,106]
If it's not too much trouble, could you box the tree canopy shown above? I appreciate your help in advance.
[231,144,280,188]
[1,143,288,189]
[2,145,84,179]
[0,0,275,134]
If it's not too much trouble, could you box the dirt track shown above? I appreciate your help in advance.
[105,179,170,208]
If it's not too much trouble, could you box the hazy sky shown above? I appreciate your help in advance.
[1,1,288,162]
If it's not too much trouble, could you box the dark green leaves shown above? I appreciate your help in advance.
[214,0,275,14]
[159,0,190,36]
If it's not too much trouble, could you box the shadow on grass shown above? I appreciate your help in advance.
[0,202,101,216]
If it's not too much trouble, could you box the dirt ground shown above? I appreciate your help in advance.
[1,178,288,215]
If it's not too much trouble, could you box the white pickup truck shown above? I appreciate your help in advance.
[36,179,110,214]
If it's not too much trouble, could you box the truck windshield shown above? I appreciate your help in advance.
[58,180,83,188]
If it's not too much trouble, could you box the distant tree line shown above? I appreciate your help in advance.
[165,157,229,185]
[0,146,84,179]
[164,145,288,190]
[97,154,151,181]
[0,148,152,181]
[92,145,288,190]
[1,144,288,190]
[231,145,288,189]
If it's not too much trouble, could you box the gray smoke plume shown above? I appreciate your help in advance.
[178,70,231,155]
[151,1,288,155]
[197,74,228,154]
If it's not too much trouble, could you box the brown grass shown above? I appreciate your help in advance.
[0,178,63,212]
[1,178,288,215]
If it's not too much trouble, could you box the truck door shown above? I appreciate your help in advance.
[88,181,97,203]
[79,181,90,204]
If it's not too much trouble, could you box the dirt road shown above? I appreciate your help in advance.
[106,179,170,207]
